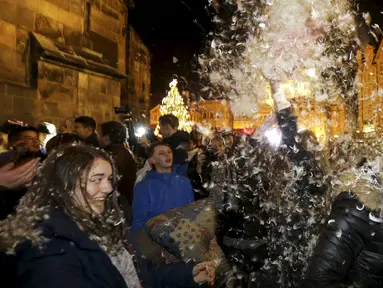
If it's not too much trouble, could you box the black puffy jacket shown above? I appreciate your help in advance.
[251,108,327,287]
[305,190,383,288]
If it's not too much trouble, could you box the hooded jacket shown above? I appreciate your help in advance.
[304,177,383,288]
[12,210,197,288]
[131,171,194,232]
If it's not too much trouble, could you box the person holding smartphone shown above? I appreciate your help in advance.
[0,125,44,220]
[0,159,39,190]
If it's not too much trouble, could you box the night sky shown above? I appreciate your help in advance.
[129,0,383,108]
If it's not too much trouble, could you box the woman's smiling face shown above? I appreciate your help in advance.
[73,158,113,214]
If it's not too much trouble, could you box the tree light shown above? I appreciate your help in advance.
[157,79,192,134]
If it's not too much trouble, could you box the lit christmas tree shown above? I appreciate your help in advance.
[158,79,191,133]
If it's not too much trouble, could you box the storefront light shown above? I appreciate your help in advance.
[265,128,282,147]
[135,126,147,138]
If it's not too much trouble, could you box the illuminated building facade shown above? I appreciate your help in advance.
[376,41,383,131]
[150,99,233,131]
[150,95,345,140]
[357,45,378,134]
[150,75,348,141]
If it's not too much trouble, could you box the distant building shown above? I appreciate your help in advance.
[198,100,233,131]
[150,93,345,140]
[150,104,160,129]
[150,99,232,131]
[356,41,383,136]
[150,97,268,134]
[357,45,378,133]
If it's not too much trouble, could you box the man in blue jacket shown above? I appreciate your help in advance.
[131,142,194,232]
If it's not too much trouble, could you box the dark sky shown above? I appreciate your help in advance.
[129,0,212,107]
[129,0,383,108]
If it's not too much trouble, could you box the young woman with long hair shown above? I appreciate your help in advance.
[0,145,215,288]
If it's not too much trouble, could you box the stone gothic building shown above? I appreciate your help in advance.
[0,0,151,130]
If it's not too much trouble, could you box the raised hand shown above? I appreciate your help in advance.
[270,80,291,111]
[0,158,39,189]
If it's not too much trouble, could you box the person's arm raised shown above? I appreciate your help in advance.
[270,81,291,112]
[0,159,39,190]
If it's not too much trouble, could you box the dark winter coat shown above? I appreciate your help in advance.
[304,188,383,288]
[163,130,190,175]
[131,171,194,232]
[253,107,328,287]
[105,143,137,206]
[187,147,208,200]
[204,154,236,212]
[218,142,267,275]
[83,132,99,147]
[277,108,327,196]
[14,210,197,288]
[0,187,26,220]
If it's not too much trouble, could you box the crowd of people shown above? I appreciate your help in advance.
[0,84,383,287]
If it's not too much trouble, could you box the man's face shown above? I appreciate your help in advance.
[19,131,40,153]
[159,123,172,138]
[149,145,173,170]
[74,123,92,140]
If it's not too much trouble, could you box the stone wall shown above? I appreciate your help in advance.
[123,26,151,124]
[0,62,121,129]
[0,82,38,125]
[0,0,127,127]
[37,61,120,128]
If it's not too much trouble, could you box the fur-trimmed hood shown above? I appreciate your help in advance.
[332,170,383,212]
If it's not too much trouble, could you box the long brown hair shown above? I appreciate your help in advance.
[0,145,125,253]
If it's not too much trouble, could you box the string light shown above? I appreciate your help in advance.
[156,79,192,135]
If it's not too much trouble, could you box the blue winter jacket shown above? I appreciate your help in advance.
[131,171,194,232]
